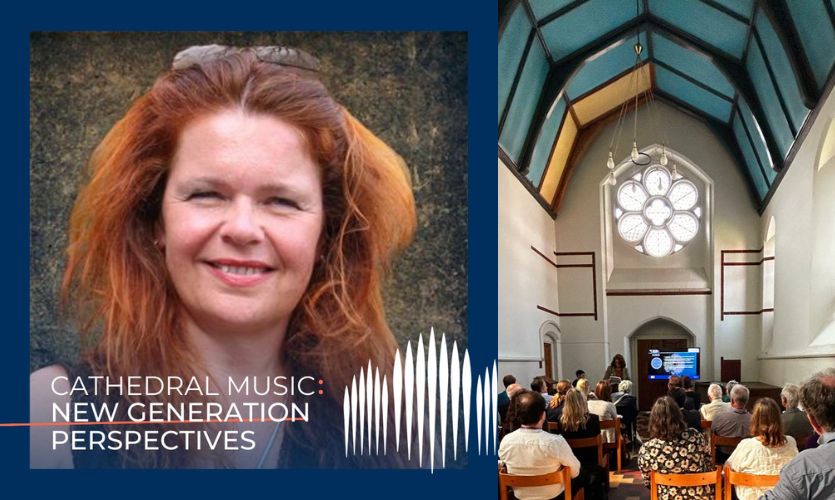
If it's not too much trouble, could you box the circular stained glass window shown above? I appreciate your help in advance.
[614,164,700,257]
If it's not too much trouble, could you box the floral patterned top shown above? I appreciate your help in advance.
[638,428,714,499]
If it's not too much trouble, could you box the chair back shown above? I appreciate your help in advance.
[700,419,712,430]
[547,421,559,433]
[650,467,722,500]
[722,464,779,500]
[565,434,605,468]
[710,433,744,465]
[599,417,623,472]
[499,467,572,500]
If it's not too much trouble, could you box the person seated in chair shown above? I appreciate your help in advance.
[700,383,729,421]
[498,374,516,423]
[547,380,572,424]
[670,386,701,431]
[780,382,814,446]
[498,390,584,500]
[552,389,607,498]
[711,383,751,463]
[638,396,714,499]
[681,375,701,410]
[726,397,797,500]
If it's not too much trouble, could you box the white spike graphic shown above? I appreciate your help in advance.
[438,333,449,468]
[359,368,365,455]
[382,376,389,455]
[475,375,483,455]
[462,349,472,453]
[427,328,437,472]
[450,341,461,459]
[491,361,498,454]
[343,388,350,457]
[366,360,373,454]
[374,367,381,455]
[350,376,357,455]
[393,349,402,452]
[404,342,414,461]
[483,367,491,454]
[340,331,502,470]
[416,335,426,467]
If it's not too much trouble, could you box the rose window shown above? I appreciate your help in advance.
[614,165,700,257]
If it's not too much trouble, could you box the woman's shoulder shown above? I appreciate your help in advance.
[30,364,73,468]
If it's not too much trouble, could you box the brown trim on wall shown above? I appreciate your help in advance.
[606,289,712,296]
[537,305,596,318]
[721,248,773,320]
[530,249,598,319]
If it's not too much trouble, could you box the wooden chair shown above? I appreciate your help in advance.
[565,434,606,469]
[599,416,623,472]
[499,466,573,500]
[650,467,722,500]
[547,421,559,433]
[710,433,744,466]
[700,419,713,431]
[722,463,779,500]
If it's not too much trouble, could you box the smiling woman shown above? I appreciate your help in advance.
[29,39,446,469]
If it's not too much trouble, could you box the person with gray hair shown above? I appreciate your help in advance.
[711,383,751,462]
[723,379,738,402]
[763,367,835,499]
[780,382,814,445]
[700,383,730,421]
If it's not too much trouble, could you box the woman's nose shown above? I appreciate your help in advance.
[221,199,263,245]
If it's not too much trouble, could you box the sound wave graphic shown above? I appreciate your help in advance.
[342,328,498,471]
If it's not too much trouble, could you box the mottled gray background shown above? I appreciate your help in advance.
[30,32,468,371]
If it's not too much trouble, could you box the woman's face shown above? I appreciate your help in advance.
[160,109,324,337]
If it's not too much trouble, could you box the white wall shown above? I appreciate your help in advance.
[554,102,762,383]
[498,159,561,386]
[758,86,835,385]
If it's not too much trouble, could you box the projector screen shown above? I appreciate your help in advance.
[648,347,700,380]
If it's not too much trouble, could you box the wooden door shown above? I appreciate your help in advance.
[543,343,553,380]
[637,338,688,411]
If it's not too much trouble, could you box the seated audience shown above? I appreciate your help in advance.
[604,353,630,381]
[726,397,798,500]
[763,367,835,499]
[532,376,553,405]
[638,396,714,499]
[700,383,730,421]
[554,389,607,497]
[498,390,583,500]
[723,380,739,403]
[588,380,618,444]
[498,374,516,423]
[545,377,558,397]
[668,375,682,392]
[780,382,814,445]
[547,380,572,423]
[670,386,701,431]
[712,383,752,462]
[681,375,701,410]
[571,369,585,388]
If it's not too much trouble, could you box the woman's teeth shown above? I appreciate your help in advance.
[216,264,265,275]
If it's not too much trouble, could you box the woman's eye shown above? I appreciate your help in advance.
[267,197,301,209]
[187,191,223,201]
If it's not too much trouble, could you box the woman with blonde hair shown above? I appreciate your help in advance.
[546,380,572,423]
[726,397,798,500]
[555,389,606,497]
[30,44,418,469]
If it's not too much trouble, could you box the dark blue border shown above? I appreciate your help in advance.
[6,2,495,498]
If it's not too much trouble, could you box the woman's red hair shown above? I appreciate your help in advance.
[62,51,415,466]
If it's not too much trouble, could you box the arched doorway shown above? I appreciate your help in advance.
[539,321,562,381]
[627,317,696,410]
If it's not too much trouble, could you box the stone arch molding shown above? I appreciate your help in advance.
[623,315,697,369]
[539,320,563,380]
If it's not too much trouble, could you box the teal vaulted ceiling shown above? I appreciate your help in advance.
[499,0,835,214]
